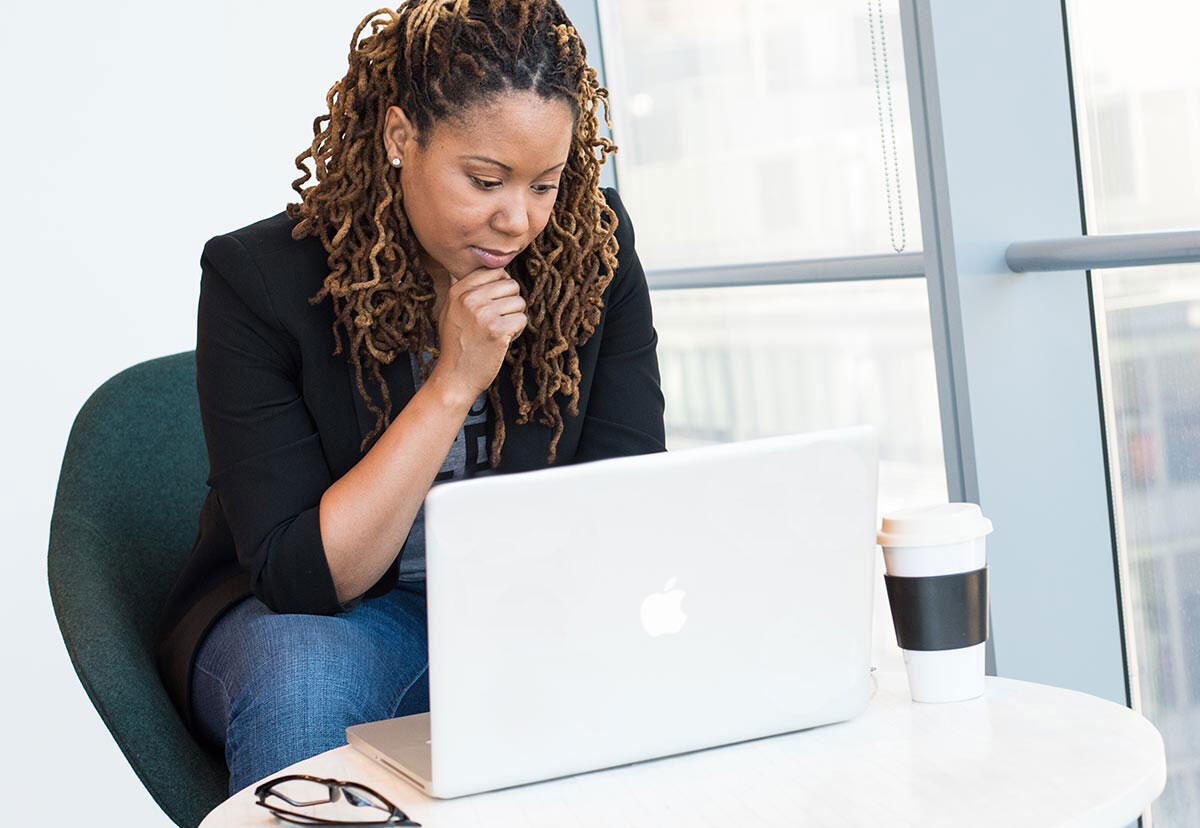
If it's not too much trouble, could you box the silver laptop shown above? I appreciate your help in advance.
[347,424,880,799]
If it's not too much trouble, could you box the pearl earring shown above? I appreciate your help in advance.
[391,157,402,166]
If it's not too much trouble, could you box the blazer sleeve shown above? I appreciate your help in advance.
[196,233,352,615]
[570,187,668,462]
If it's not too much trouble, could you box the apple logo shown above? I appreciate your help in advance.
[641,577,688,636]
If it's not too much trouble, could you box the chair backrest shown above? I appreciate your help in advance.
[48,351,228,828]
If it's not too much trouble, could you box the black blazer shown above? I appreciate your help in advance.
[155,187,667,727]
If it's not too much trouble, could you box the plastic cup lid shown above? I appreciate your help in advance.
[876,502,994,547]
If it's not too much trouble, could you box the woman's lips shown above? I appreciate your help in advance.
[469,245,518,269]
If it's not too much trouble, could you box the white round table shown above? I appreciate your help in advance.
[200,670,1165,827]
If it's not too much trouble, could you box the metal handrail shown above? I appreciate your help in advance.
[1006,230,1200,273]
[646,251,924,290]
[640,229,1200,290]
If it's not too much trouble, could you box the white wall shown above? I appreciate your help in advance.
[1,2,392,822]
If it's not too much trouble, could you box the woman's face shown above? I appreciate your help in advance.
[383,90,576,284]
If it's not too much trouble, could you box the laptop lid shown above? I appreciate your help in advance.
[420,424,879,798]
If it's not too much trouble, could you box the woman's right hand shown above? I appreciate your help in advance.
[430,266,528,404]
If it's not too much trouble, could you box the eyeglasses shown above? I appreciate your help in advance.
[254,774,421,826]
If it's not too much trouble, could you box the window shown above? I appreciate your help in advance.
[652,280,947,518]
[1068,0,1200,823]
[598,0,922,269]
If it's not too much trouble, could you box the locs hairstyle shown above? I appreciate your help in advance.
[285,0,620,467]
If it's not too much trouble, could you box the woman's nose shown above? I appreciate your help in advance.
[492,193,531,237]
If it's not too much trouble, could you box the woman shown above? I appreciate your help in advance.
[153,0,666,796]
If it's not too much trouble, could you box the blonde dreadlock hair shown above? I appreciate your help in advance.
[286,0,620,466]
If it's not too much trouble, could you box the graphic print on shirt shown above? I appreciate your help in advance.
[434,390,491,481]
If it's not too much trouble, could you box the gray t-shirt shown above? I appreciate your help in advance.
[396,350,494,582]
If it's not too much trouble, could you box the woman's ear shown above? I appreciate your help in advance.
[383,105,418,164]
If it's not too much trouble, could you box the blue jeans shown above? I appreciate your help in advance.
[190,580,430,796]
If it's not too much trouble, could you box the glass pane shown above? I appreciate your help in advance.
[598,0,922,269]
[651,278,948,672]
[1093,269,1200,825]
[1067,1,1200,824]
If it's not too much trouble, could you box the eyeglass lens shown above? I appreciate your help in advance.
[260,777,409,825]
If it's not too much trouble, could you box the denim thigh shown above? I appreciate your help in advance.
[190,581,429,796]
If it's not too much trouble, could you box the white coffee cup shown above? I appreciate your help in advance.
[877,502,994,703]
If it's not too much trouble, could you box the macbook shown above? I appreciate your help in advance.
[347,424,880,799]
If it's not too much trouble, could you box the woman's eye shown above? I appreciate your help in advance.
[470,175,557,194]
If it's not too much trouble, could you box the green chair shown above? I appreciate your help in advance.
[48,351,228,828]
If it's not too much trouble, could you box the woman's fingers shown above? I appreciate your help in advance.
[490,295,527,317]
[463,276,522,303]
[453,266,509,291]
[497,312,529,344]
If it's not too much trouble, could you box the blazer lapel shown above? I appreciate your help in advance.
[346,349,554,472]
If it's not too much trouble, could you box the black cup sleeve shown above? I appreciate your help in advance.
[883,566,989,651]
